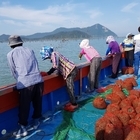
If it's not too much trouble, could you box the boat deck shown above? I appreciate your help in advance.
[1,74,139,140]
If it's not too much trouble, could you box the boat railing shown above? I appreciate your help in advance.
[0,53,126,137]
[0,53,125,113]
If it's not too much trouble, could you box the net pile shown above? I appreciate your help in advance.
[53,98,105,140]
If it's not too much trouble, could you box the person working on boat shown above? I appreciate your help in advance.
[133,26,140,79]
[121,33,135,67]
[7,35,44,138]
[79,39,102,93]
[40,46,78,112]
[106,35,121,78]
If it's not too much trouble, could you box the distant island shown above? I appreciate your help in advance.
[0,23,118,42]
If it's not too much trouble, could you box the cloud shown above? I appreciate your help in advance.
[0,3,102,26]
[121,2,138,13]
[3,19,24,26]
[0,2,105,35]
[86,9,103,19]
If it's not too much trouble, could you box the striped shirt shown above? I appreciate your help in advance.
[122,38,134,51]
[51,52,76,79]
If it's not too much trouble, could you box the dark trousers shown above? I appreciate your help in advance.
[88,57,102,90]
[18,82,44,126]
[66,67,78,105]
[112,52,121,75]
[124,50,134,67]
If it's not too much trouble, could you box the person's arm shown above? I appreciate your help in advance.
[47,67,56,75]
[79,49,84,60]
[7,53,17,79]
[106,47,111,55]
[79,53,83,60]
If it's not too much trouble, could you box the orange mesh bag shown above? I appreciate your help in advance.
[126,77,138,87]
[124,124,140,140]
[119,98,132,109]
[129,89,140,98]
[134,113,140,121]
[135,106,140,114]
[115,79,124,88]
[106,103,120,115]
[117,110,130,126]
[104,122,124,140]
[104,113,123,128]
[122,81,133,90]
[95,117,108,140]
[115,91,126,100]
[129,119,140,129]
[122,106,136,119]
[109,92,122,104]
[105,84,115,90]
[112,85,122,93]
[128,67,134,74]
[122,67,128,74]
[105,93,112,101]
[132,98,140,109]
[93,97,107,109]
[133,114,140,128]
[127,94,138,102]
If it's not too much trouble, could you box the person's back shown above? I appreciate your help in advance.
[134,27,140,54]
[7,35,44,138]
[108,41,120,54]
[79,39,102,92]
[79,39,100,62]
[133,27,140,79]
[40,46,78,112]
[7,46,43,89]
[51,51,76,79]
[81,47,100,62]
[106,36,121,78]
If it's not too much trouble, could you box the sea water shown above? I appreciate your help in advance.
[0,37,124,87]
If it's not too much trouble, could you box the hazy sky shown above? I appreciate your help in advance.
[0,0,139,37]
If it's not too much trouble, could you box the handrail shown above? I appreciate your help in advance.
[0,53,127,113]
[0,56,115,95]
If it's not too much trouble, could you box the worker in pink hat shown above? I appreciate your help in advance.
[79,39,102,93]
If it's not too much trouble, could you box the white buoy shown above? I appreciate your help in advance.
[57,101,60,105]
[1,129,6,135]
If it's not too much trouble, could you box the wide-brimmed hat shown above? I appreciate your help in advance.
[126,33,134,38]
[40,46,54,60]
[8,35,23,46]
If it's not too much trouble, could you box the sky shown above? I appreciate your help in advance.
[0,0,139,37]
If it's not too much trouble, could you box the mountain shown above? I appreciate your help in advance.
[0,23,118,42]
[0,34,10,42]
[51,23,117,38]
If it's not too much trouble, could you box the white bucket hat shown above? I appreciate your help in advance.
[8,35,23,46]
[79,39,90,49]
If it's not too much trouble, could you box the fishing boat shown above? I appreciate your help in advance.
[0,53,137,140]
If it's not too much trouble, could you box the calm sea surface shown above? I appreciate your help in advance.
[0,37,124,87]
